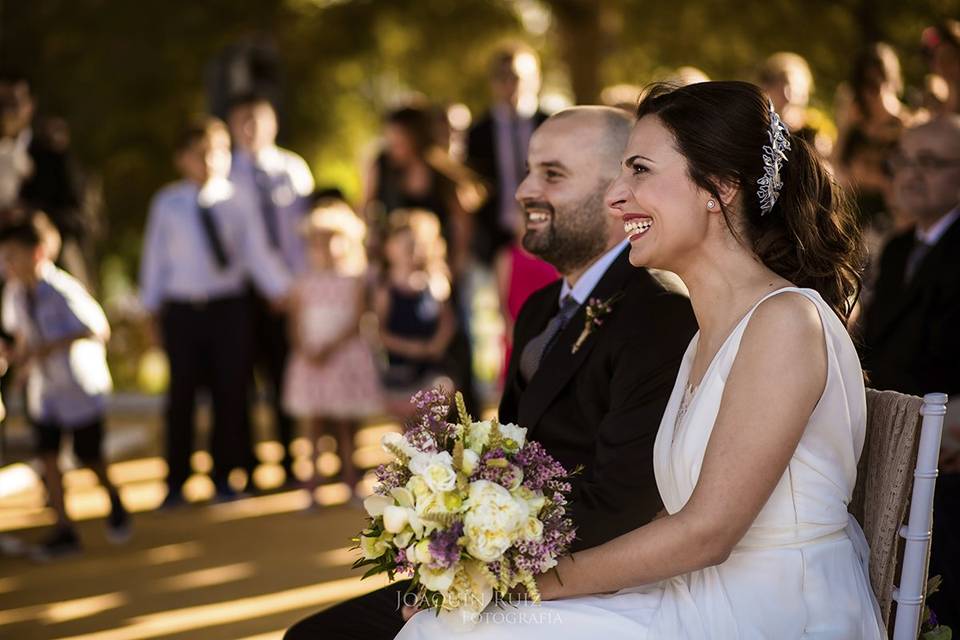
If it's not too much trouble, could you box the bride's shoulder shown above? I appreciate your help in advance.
[738,290,826,375]
[748,290,824,343]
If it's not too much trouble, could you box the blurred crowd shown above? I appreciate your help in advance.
[0,20,959,566]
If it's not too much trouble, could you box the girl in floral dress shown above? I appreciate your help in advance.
[283,199,382,507]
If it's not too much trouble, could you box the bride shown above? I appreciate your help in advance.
[396,81,886,638]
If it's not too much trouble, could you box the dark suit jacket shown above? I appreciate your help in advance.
[860,214,960,397]
[499,249,697,551]
[19,129,86,240]
[466,109,548,265]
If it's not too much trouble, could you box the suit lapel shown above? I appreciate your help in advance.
[519,249,634,433]
[873,218,960,342]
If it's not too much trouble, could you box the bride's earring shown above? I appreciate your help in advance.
[706,199,717,210]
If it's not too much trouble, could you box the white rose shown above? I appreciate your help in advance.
[418,564,456,592]
[410,451,457,493]
[498,422,527,449]
[465,421,492,453]
[522,516,544,542]
[512,486,546,515]
[406,475,431,499]
[462,480,529,562]
[463,526,512,562]
[461,449,480,475]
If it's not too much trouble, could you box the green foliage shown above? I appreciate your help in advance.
[3,0,956,290]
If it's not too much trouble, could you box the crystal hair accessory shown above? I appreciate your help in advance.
[756,101,792,216]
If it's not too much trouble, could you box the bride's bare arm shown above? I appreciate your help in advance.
[538,293,828,600]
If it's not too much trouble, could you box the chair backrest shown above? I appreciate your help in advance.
[850,389,924,627]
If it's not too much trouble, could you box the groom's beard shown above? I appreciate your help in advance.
[521,187,609,275]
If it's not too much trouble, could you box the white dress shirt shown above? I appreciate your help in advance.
[230,145,315,274]
[3,262,112,427]
[138,177,292,313]
[560,239,629,305]
[916,206,960,247]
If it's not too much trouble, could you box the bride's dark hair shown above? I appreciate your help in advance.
[636,81,864,321]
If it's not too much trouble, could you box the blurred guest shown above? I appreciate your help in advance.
[835,45,911,239]
[228,94,313,484]
[139,117,290,507]
[859,115,960,626]
[0,212,128,559]
[373,209,456,417]
[759,52,834,156]
[282,199,381,507]
[0,73,93,287]
[922,21,960,114]
[466,45,547,267]
[363,105,474,277]
[363,106,479,409]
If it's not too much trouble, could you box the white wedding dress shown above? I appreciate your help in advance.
[396,288,886,639]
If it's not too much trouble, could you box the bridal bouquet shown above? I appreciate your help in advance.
[354,389,577,625]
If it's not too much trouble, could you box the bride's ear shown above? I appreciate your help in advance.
[715,180,739,210]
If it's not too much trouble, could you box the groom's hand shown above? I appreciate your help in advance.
[401,605,420,621]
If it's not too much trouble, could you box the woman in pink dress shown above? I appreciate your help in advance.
[283,199,382,508]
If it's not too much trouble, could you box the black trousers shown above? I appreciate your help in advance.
[161,295,254,490]
[249,289,294,472]
[928,472,960,628]
[284,581,410,640]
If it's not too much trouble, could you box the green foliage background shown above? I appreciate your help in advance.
[1,0,957,284]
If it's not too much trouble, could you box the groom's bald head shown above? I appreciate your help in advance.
[544,106,633,181]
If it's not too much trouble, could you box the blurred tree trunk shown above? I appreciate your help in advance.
[547,0,623,103]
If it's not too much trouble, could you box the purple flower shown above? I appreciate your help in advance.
[403,388,456,451]
[374,463,410,495]
[472,448,524,489]
[428,522,464,569]
[514,441,570,492]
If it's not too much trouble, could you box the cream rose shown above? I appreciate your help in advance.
[410,451,457,493]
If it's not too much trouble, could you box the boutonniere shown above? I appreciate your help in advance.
[572,292,624,354]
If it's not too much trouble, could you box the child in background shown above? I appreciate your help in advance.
[374,209,456,416]
[282,199,381,507]
[0,212,128,559]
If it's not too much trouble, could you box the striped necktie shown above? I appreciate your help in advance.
[519,295,579,383]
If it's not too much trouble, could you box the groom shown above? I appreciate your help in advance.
[284,106,696,639]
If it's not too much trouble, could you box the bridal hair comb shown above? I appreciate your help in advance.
[756,100,792,216]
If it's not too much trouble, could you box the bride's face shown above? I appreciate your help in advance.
[605,115,712,272]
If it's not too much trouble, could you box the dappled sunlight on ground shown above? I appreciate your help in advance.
[0,420,407,639]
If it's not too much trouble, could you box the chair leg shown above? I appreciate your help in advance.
[893,392,948,640]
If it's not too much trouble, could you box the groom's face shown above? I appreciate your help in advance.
[516,117,613,275]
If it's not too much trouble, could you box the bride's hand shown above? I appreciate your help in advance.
[401,605,420,621]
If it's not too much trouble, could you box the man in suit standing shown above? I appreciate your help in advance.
[859,114,960,626]
[466,46,548,267]
[228,94,314,485]
[284,106,696,640]
[0,73,92,287]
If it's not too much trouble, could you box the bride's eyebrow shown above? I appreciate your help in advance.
[624,154,655,167]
